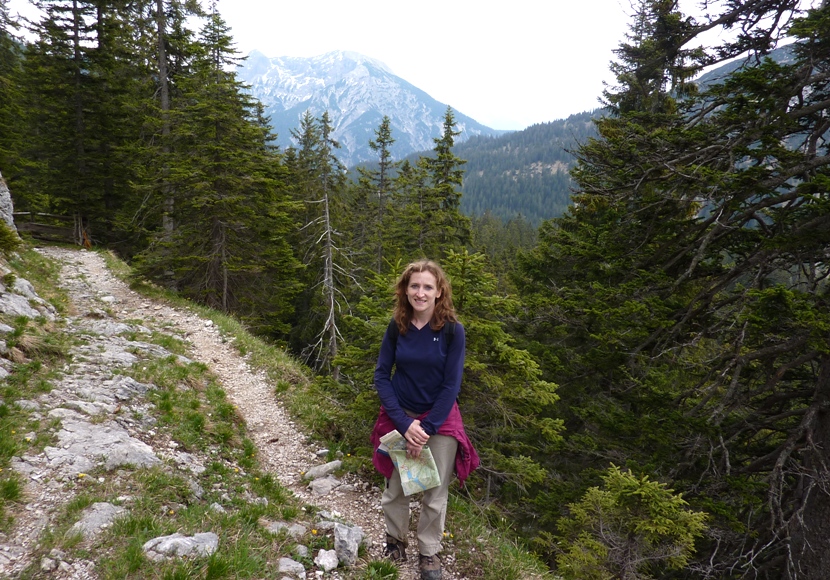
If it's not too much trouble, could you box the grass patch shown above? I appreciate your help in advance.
[7,245,71,314]
[362,560,399,579]
[0,243,72,529]
[445,494,555,579]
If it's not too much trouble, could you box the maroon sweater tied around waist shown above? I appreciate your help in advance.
[370,401,480,485]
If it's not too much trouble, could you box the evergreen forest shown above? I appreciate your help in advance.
[457,110,599,224]
[1,0,830,578]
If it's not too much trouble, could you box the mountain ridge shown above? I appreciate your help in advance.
[237,50,506,166]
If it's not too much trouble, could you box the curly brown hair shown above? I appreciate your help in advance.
[393,260,457,334]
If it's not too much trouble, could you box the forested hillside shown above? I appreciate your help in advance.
[2,0,830,578]
[457,111,598,223]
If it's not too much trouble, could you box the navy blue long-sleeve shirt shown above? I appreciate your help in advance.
[374,321,465,436]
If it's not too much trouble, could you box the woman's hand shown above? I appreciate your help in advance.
[405,420,429,447]
[406,440,424,458]
[405,420,428,458]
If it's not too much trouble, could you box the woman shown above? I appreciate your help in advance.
[371,260,479,580]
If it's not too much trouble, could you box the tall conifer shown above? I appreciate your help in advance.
[0,0,24,180]
[135,9,301,335]
[288,111,354,375]
[516,0,830,574]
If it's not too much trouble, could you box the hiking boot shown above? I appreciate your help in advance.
[384,534,407,562]
[419,553,442,580]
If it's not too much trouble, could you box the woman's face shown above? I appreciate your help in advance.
[406,271,441,319]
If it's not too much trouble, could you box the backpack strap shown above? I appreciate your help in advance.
[386,318,400,351]
[445,321,456,346]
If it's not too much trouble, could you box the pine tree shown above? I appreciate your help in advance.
[389,157,431,259]
[423,107,470,256]
[15,0,155,242]
[516,1,830,575]
[135,9,301,335]
[103,0,202,256]
[352,115,398,273]
[443,249,562,504]
[16,0,98,219]
[288,111,354,376]
[0,0,24,180]
[388,108,470,262]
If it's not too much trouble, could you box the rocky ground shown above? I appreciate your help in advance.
[0,247,464,579]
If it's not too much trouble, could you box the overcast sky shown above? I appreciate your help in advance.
[8,0,633,130]
[213,0,631,130]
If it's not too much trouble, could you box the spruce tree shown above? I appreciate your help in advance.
[135,9,301,335]
[0,0,24,181]
[352,116,398,273]
[16,0,153,242]
[516,1,830,575]
[389,157,432,259]
[16,0,99,220]
[288,111,354,375]
[423,106,470,256]
[389,109,469,262]
[443,249,562,503]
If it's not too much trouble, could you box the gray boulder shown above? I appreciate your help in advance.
[308,475,340,496]
[302,460,341,480]
[0,170,17,233]
[277,557,306,578]
[334,523,363,567]
[314,549,339,572]
[142,532,219,562]
[0,291,44,319]
[44,415,160,476]
[68,502,127,541]
[259,518,308,539]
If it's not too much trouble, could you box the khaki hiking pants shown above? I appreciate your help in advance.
[381,434,458,557]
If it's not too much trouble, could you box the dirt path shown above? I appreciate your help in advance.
[29,246,462,579]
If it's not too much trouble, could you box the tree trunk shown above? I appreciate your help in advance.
[156,0,173,237]
[790,355,830,579]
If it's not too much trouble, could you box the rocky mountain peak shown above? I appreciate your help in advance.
[237,50,504,167]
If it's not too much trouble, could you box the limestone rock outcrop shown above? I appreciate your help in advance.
[0,170,17,234]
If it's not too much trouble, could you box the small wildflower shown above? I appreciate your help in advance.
[25,437,32,442]
[169,510,175,515]
[254,477,259,481]
[77,473,87,478]
[346,453,351,457]
[312,529,318,535]
[10,430,15,435]
[234,468,239,473]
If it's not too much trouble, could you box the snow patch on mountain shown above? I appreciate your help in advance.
[238,50,504,167]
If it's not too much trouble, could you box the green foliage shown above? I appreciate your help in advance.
[515,1,830,576]
[556,465,707,580]
[0,0,26,184]
[456,111,599,224]
[0,218,20,256]
[445,494,554,580]
[362,560,399,579]
[134,11,301,337]
[444,249,563,501]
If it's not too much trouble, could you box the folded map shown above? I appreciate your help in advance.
[378,429,442,496]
